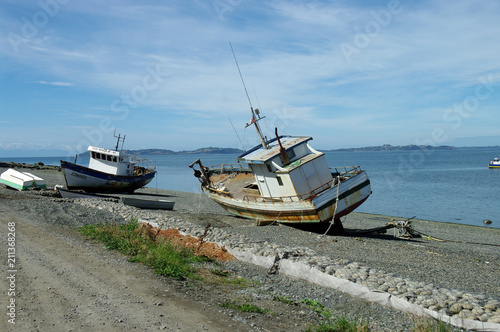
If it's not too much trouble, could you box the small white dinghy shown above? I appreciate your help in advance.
[121,196,175,210]
[0,168,46,191]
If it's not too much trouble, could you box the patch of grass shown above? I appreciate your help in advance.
[220,301,270,314]
[228,276,255,286]
[79,221,207,280]
[300,299,333,319]
[274,295,297,305]
[412,318,454,332]
[211,269,231,277]
[306,316,370,332]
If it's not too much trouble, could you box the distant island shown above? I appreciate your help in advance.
[77,144,498,156]
[128,147,244,155]
[327,144,455,152]
[79,147,244,157]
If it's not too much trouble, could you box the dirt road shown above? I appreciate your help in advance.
[1,189,341,332]
[1,212,255,331]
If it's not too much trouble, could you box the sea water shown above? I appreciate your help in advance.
[2,148,499,228]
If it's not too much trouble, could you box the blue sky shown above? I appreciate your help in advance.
[1,0,500,157]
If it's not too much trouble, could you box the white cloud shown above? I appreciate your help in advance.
[36,80,74,86]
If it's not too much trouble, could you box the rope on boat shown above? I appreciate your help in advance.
[411,229,500,247]
[324,175,341,235]
[350,216,500,247]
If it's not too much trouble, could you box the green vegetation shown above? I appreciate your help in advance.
[306,316,371,332]
[273,297,370,332]
[412,318,454,332]
[274,295,296,305]
[300,298,333,319]
[79,220,210,280]
[219,301,270,314]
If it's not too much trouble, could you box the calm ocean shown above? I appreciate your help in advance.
[2,147,499,228]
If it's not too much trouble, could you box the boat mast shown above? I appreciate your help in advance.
[113,129,126,151]
[230,42,268,149]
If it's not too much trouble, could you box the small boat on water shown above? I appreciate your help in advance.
[189,110,371,226]
[60,133,156,193]
[121,196,175,210]
[0,168,46,191]
[489,157,500,168]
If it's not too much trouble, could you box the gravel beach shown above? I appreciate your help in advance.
[1,164,499,331]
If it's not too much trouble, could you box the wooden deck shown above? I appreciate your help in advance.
[209,172,259,200]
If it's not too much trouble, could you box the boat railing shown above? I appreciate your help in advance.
[134,158,157,172]
[329,165,362,177]
[206,163,251,174]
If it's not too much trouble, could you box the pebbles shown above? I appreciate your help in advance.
[68,197,500,326]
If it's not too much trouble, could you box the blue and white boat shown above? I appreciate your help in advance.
[60,134,156,193]
[489,157,500,168]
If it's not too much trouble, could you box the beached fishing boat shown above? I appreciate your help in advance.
[489,157,500,168]
[60,133,156,193]
[190,109,371,227]
[0,168,46,191]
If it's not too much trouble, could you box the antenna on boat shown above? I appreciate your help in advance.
[229,42,269,149]
[113,129,126,151]
[229,118,246,152]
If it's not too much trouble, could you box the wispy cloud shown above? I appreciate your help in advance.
[36,81,74,87]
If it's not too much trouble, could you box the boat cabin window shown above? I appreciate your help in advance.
[266,164,273,172]
[91,151,117,162]
[277,176,283,186]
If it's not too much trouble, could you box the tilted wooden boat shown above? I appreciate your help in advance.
[60,133,156,193]
[190,112,371,226]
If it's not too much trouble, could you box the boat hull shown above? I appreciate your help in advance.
[205,171,371,224]
[0,169,46,191]
[61,160,155,193]
[122,197,175,210]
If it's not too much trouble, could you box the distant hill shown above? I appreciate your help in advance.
[77,144,497,157]
[328,144,455,152]
[79,147,244,156]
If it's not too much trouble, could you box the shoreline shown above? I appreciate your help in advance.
[1,162,497,230]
